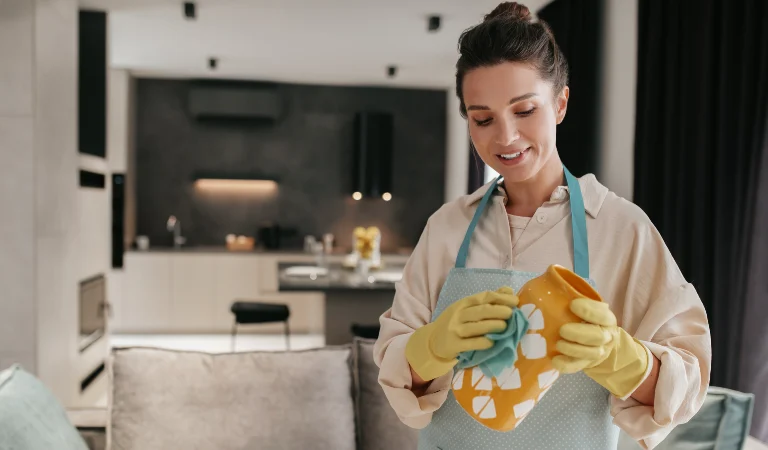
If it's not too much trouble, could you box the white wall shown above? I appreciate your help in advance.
[106,69,135,347]
[34,0,81,406]
[444,89,469,203]
[0,0,37,373]
[598,0,638,200]
[0,0,112,407]
[108,70,130,174]
[0,0,82,404]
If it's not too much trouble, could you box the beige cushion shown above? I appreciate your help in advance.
[108,346,356,450]
[353,338,418,450]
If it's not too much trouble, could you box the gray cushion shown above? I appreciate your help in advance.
[108,346,356,450]
[0,364,89,450]
[79,429,106,450]
[618,386,755,450]
[353,338,419,450]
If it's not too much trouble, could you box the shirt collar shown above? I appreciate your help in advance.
[464,173,608,218]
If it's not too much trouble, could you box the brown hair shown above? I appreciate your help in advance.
[455,2,569,117]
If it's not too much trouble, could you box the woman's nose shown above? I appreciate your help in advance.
[494,117,520,146]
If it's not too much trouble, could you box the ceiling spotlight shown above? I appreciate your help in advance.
[428,15,441,32]
[183,2,196,20]
[208,57,217,70]
[352,192,363,201]
[382,192,392,201]
[387,65,397,78]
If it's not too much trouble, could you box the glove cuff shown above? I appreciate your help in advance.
[406,324,458,382]
[585,330,650,398]
[616,339,654,400]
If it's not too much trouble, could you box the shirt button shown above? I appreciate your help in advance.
[537,214,546,224]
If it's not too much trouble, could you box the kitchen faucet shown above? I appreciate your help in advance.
[166,215,186,248]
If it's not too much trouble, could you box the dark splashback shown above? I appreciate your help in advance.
[134,78,447,251]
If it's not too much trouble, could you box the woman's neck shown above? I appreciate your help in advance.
[504,152,564,217]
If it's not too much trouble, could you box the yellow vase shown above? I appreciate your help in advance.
[452,264,603,432]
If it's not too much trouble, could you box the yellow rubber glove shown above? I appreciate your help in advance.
[552,298,650,399]
[406,287,519,382]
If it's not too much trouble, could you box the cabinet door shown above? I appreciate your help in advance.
[214,255,263,332]
[170,254,216,332]
[120,254,172,333]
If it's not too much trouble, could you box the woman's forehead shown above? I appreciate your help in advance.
[463,62,549,105]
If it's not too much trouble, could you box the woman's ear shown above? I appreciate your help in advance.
[556,86,569,124]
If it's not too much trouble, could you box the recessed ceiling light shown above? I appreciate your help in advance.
[184,2,196,20]
[428,15,441,32]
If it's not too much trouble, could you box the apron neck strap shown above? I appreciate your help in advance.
[455,166,590,279]
[564,166,590,278]
[455,176,501,269]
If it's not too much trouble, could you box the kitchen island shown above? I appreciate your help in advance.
[278,263,402,344]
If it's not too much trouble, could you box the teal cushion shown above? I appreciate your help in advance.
[619,386,755,450]
[0,364,88,450]
[656,386,754,450]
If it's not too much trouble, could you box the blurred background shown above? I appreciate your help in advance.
[0,0,766,448]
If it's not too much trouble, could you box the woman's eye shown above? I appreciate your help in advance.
[516,107,537,117]
[474,118,493,127]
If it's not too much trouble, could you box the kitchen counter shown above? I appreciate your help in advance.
[278,263,403,292]
[278,262,403,344]
[128,246,308,254]
[126,247,411,263]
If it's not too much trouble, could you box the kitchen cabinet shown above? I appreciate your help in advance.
[113,251,327,334]
[121,253,172,332]
[170,254,217,331]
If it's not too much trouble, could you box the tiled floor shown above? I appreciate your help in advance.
[109,333,326,353]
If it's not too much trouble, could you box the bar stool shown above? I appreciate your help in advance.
[350,323,380,340]
[230,301,291,351]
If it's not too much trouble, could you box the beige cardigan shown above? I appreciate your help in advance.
[373,174,712,450]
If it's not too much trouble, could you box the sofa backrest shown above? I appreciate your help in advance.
[108,346,357,450]
[0,364,89,450]
[107,341,755,450]
[352,339,419,450]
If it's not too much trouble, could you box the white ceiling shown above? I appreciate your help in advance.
[80,0,550,88]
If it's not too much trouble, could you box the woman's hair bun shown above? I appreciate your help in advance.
[484,2,533,23]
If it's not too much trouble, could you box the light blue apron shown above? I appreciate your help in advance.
[418,167,620,450]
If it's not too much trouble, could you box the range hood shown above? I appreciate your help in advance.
[352,112,393,200]
[187,80,284,122]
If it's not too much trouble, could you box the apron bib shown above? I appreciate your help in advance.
[417,167,620,450]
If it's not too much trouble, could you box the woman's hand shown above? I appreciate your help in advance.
[406,287,519,382]
[552,299,651,399]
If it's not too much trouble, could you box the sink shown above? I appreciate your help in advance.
[283,266,329,277]
[371,271,403,283]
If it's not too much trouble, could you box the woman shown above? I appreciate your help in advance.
[373,3,711,449]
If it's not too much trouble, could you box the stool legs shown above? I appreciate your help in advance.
[284,320,291,351]
[231,320,238,352]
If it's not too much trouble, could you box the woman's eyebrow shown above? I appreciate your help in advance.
[466,93,538,111]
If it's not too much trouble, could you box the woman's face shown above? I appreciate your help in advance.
[462,62,568,183]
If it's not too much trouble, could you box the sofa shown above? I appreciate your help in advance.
[0,338,763,450]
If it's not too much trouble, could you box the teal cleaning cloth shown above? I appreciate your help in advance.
[456,307,529,378]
